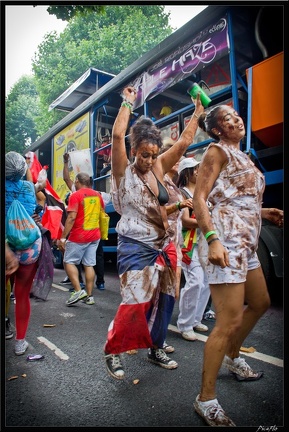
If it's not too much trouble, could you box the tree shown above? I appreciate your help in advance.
[47,5,105,21]
[31,5,173,135]
[6,6,173,145]
[5,76,41,153]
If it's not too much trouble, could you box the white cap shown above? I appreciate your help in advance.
[178,157,200,174]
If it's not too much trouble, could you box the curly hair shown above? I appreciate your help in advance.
[129,116,163,150]
[198,105,225,142]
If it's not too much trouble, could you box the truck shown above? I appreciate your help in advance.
[27,4,284,298]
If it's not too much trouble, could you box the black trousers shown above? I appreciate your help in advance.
[94,240,104,285]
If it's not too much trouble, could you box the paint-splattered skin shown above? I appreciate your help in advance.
[196,142,265,283]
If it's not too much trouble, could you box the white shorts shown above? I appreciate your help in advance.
[64,240,99,267]
[199,237,261,284]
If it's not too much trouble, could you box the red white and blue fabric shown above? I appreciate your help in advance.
[104,235,177,354]
[26,151,66,240]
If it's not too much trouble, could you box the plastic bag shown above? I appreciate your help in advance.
[6,200,41,250]
[37,166,48,183]
[36,166,48,190]
[31,231,54,301]
[99,209,110,240]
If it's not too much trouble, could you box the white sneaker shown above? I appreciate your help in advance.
[15,339,29,356]
[222,355,264,381]
[82,296,95,305]
[66,289,88,306]
[181,330,197,341]
[194,394,236,427]
[194,323,209,332]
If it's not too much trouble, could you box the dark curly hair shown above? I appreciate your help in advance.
[198,105,225,142]
[129,116,163,150]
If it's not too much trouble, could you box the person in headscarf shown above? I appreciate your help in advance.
[5,151,42,356]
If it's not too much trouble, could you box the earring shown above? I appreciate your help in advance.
[218,132,221,135]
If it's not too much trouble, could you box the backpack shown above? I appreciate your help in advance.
[6,199,41,250]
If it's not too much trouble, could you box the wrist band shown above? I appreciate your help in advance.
[207,237,219,246]
[176,202,181,211]
[60,238,67,243]
[193,113,200,119]
[121,101,133,112]
[204,230,217,240]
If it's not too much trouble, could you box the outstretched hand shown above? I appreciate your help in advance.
[261,208,283,227]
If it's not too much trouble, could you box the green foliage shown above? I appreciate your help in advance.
[47,5,105,21]
[5,76,41,153]
[7,5,173,146]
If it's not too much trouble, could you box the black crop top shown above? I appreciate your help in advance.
[152,171,169,205]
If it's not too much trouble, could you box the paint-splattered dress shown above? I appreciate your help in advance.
[198,142,265,284]
[104,163,177,354]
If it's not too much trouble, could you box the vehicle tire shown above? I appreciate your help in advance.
[257,237,283,304]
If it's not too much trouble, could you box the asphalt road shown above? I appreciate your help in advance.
[4,262,284,428]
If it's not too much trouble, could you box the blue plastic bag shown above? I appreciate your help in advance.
[6,200,41,250]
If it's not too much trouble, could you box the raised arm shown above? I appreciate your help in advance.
[111,87,137,187]
[63,153,74,191]
[158,93,204,175]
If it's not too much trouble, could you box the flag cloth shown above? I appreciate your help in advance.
[181,215,198,265]
[104,235,177,354]
[41,189,67,240]
[25,151,66,240]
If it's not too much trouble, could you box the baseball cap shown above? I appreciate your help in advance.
[178,157,200,174]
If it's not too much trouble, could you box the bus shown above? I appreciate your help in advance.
[27,4,284,296]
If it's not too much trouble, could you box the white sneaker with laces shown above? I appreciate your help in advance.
[222,355,264,381]
[15,339,29,356]
[194,394,236,427]
[181,330,197,341]
[66,289,88,306]
[194,323,209,332]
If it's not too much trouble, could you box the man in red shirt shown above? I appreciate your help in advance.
[58,172,105,306]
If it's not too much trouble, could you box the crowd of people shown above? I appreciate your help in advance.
[5,85,283,428]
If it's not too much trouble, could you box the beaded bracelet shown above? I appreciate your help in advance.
[207,237,219,246]
[204,230,217,240]
[121,101,133,112]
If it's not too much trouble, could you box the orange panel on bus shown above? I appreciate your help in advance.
[247,52,283,147]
